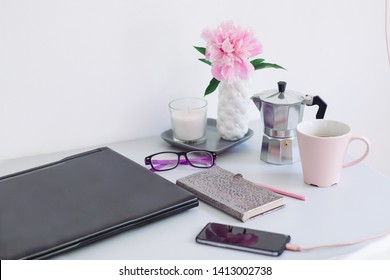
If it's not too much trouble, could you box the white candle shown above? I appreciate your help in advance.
[169,97,207,143]
[171,109,206,141]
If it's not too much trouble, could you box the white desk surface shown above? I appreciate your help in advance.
[1,124,390,260]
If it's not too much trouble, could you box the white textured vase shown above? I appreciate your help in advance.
[217,79,251,141]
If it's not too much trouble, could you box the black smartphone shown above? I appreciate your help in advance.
[196,222,291,256]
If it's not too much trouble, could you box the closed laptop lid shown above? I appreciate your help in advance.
[0,147,198,259]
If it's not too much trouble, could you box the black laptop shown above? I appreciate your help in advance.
[0,147,198,259]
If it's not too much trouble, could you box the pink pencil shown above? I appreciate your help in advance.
[256,183,307,201]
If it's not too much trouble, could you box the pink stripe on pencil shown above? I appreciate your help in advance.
[256,183,307,201]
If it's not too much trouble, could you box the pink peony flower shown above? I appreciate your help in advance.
[201,21,263,84]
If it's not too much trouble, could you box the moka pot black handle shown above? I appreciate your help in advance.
[306,95,327,119]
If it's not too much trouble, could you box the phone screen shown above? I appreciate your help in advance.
[196,222,291,256]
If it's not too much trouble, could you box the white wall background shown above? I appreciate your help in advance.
[1,0,389,177]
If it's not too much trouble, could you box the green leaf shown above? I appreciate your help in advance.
[252,61,286,71]
[198,58,212,66]
[204,78,220,96]
[194,46,206,55]
[250,58,265,68]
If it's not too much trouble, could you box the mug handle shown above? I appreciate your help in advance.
[343,135,370,168]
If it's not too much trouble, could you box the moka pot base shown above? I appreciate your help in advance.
[260,134,300,165]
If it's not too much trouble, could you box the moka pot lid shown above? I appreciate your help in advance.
[256,81,304,106]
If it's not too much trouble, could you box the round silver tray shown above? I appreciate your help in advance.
[160,118,254,154]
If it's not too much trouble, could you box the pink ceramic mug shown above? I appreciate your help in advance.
[296,119,370,187]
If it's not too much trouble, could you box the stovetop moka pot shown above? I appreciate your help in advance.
[251,81,327,164]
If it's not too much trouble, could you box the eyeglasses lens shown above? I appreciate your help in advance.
[186,151,213,167]
[151,153,179,171]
